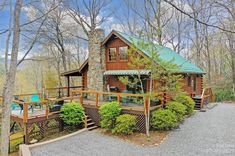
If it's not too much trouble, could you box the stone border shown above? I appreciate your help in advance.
[19,128,87,156]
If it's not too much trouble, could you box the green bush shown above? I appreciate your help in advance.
[150,109,178,130]
[165,101,186,121]
[99,102,121,130]
[214,87,235,102]
[60,102,85,125]
[173,94,194,115]
[112,114,137,135]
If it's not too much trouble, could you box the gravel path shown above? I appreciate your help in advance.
[31,103,235,156]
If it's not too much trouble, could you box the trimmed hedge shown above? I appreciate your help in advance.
[173,94,195,115]
[150,109,178,130]
[112,114,137,135]
[166,101,186,121]
[60,102,84,125]
[99,102,121,130]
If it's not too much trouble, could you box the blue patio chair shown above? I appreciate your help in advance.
[31,94,40,102]
[30,94,41,109]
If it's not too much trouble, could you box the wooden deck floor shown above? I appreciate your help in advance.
[11,108,46,118]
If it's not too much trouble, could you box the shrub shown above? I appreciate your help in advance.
[214,87,235,102]
[150,109,178,130]
[60,102,85,125]
[99,102,121,130]
[173,94,195,115]
[165,101,186,121]
[112,114,137,135]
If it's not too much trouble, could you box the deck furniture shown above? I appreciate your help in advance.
[19,100,33,114]
[49,100,64,112]
[30,94,41,109]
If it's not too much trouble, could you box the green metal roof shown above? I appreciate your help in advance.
[104,70,150,76]
[115,31,205,74]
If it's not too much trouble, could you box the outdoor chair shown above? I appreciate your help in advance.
[18,100,33,114]
[30,94,41,109]
[49,100,64,112]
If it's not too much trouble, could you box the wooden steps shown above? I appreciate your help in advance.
[85,114,98,131]
[193,96,202,110]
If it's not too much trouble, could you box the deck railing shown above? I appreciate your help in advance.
[200,87,215,109]
[43,86,82,98]
[11,96,81,123]
[71,90,164,114]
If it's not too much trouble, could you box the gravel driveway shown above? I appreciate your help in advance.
[31,103,235,156]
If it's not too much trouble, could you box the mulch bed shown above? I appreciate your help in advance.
[97,129,168,146]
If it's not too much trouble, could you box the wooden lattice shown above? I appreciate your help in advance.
[26,117,61,143]
[84,106,147,133]
[122,110,146,133]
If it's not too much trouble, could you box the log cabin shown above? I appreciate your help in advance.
[8,29,208,140]
[61,29,205,101]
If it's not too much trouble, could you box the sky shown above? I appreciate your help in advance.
[0,0,203,62]
[0,0,128,61]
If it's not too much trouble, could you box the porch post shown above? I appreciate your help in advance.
[67,76,70,97]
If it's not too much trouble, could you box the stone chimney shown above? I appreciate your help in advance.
[87,29,105,93]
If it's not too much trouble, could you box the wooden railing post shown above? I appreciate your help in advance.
[84,115,87,128]
[144,96,149,116]
[80,92,83,105]
[45,103,49,119]
[23,103,28,123]
[96,93,99,108]
[117,95,121,106]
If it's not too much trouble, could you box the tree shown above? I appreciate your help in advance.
[1,0,22,155]
[119,33,182,137]
[214,0,235,95]
[4,0,12,73]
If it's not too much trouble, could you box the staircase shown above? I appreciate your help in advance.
[193,96,202,110]
[85,114,98,131]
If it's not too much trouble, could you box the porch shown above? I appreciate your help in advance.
[1,85,214,145]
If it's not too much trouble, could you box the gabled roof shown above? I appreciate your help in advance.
[103,30,205,74]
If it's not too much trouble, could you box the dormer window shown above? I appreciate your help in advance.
[108,48,116,61]
[119,46,128,60]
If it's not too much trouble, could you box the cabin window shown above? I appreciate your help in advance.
[119,46,128,60]
[108,48,116,61]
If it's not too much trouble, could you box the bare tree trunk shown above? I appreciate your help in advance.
[1,0,22,155]
[4,0,12,73]
[156,0,162,45]
[229,37,235,95]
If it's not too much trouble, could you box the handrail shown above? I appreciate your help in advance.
[44,86,83,97]
[71,89,164,98]
[44,86,82,90]
[200,87,214,109]
[71,90,164,113]
[12,96,81,123]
